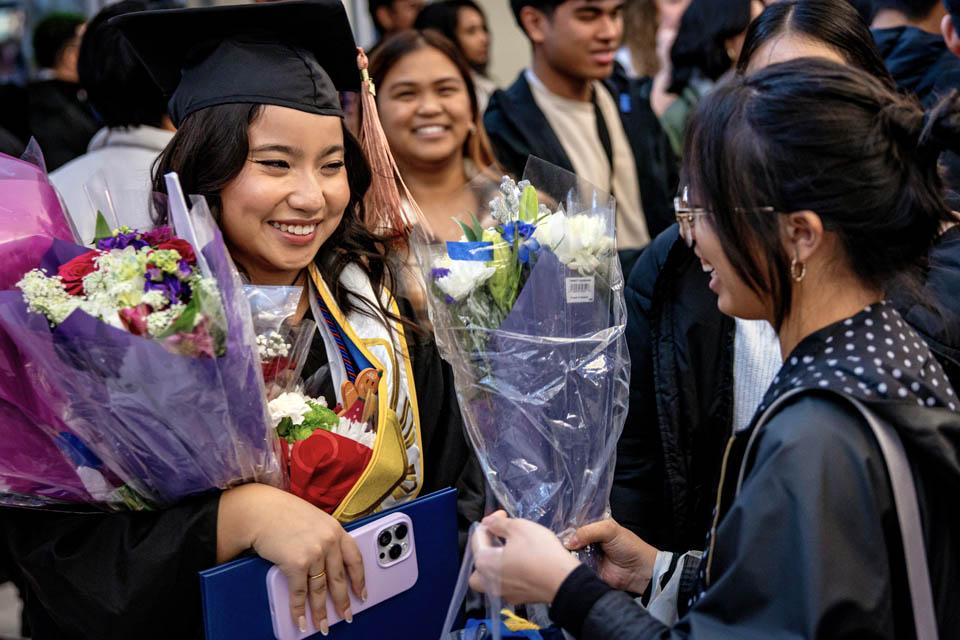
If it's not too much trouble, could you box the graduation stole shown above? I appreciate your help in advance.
[307,263,423,521]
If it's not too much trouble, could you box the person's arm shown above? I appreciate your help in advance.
[564,398,900,639]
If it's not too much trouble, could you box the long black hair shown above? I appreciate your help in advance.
[668,0,754,95]
[151,104,403,328]
[737,0,892,87]
[683,58,958,329]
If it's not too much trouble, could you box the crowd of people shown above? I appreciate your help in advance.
[1,0,960,638]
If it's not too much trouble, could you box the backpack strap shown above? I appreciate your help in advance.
[738,388,939,640]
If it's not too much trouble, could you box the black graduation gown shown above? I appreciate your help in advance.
[550,303,960,639]
[1,304,483,639]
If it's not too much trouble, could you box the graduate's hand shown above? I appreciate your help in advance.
[566,518,658,594]
[217,484,364,636]
[467,511,580,605]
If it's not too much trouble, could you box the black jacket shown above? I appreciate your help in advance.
[483,71,678,245]
[873,26,960,107]
[610,226,734,552]
[612,224,960,553]
[25,80,99,171]
[552,305,960,638]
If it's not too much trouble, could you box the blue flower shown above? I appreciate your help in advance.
[501,221,535,244]
[431,267,452,280]
[518,238,541,264]
[96,231,148,252]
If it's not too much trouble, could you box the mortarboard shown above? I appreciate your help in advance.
[112,0,359,127]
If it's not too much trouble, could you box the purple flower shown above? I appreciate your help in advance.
[431,267,452,280]
[444,294,456,305]
[141,226,174,246]
[177,260,192,278]
[97,231,148,251]
[145,274,192,304]
[145,266,163,282]
[502,221,535,244]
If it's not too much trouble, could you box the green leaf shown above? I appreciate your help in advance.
[157,294,199,338]
[93,211,112,244]
[455,219,478,242]
[518,185,539,223]
[470,212,485,239]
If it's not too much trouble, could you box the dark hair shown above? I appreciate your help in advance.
[623,0,660,77]
[33,13,83,69]
[78,1,167,129]
[669,0,754,95]
[846,0,877,22]
[683,58,957,329]
[414,0,487,70]
[737,0,894,88]
[369,30,499,171]
[368,0,396,35]
[509,0,565,33]
[151,104,402,326]
[873,0,941,20]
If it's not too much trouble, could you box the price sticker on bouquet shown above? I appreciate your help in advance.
[565,276,595,304]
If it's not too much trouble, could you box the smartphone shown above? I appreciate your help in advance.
[266,512,419,639]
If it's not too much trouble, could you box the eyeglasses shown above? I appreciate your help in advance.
[674,186,709,247]
[673,186,777,247]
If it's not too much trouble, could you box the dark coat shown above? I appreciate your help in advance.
[872,26,960,107]
[25,80,99,171]
[1,310,483,639]
[611,225,734,552]
[612,224,960,554]
[483,71,679,246]
[552,305,960,638]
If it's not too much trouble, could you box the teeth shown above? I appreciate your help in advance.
[415,125,446,135]
[270,221,316,236]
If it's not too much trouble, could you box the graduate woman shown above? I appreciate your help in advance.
[0,2,482,638]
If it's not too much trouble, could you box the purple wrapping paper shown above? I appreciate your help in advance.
[452,250,629,533]
[0,232,281,508]
[0,152,76,290]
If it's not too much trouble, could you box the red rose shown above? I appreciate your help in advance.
[156,238,197,265]
[57,251,99,296]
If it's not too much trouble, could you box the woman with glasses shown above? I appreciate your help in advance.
[610,0,903,554]
[469,57,960,640]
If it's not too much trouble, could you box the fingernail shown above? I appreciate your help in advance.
[344,606,353,623]
[320,619,330,636]
[566,536,578,549]
[361,588,368,602]
[298,616,307,633]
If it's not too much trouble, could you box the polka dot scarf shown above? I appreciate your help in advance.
[758,302,957,413]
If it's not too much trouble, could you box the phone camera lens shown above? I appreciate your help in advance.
[388,544,402,560]
[378,531,392,547]
[394,524,408,540]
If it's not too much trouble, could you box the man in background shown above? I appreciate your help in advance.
[50,0,176,242]
[25,13,99,170]
[484,0,677,274]
[367,0,424,51]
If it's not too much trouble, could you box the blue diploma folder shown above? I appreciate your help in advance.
[200,488,460,640]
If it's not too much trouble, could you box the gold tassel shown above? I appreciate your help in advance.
[355,48,435,243]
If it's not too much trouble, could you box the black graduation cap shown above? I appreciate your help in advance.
[112,0,360,127]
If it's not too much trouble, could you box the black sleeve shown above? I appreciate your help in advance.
[3,492,219,639]
[610,227,680,548]
[568,398,900,639]
[482,91,527,180]
[408,330,486,552]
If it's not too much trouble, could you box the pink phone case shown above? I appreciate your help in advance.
[266,512,419,639]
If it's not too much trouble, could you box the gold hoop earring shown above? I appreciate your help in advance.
[791,256,807,282]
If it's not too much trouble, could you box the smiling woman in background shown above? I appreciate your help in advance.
[370,30,499,242]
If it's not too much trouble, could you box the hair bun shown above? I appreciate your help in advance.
[918,91,960,159]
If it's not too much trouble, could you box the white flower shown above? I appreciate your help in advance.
[333,418,376,449]
[533,212,615,274]
[267,391,313,428]
[257,331,291,359]
[433,257,497,302]
[17,270,80,325]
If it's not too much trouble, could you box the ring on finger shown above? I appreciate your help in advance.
[309,570,326,583]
